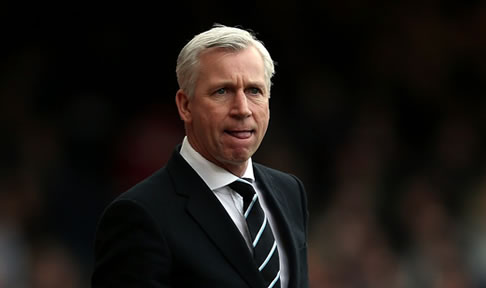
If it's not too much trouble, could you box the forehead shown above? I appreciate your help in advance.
[198,46,265,80]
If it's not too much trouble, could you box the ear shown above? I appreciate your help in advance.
[175,89,192,123]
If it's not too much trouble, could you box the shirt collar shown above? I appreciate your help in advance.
[179,136,254,190]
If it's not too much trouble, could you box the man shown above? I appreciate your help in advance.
[91,24,310,288]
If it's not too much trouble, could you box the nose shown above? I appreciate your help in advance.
[231,90,252,118]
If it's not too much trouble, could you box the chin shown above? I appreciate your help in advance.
[220,154,249,168]
[224,154,247,163]
[231,149,254,161]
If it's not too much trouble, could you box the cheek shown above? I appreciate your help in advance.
[257,108,270,126]
[198,111,223,135]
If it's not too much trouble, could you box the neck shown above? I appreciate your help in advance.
[222,162,248,178]
[184,136,250,178]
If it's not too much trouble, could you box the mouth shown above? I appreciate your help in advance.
[224,129,254,139]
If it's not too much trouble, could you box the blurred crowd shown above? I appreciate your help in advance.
[296,1,486,288]
[2,1,486,287]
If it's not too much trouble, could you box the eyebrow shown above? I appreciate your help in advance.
[213,80,266,89]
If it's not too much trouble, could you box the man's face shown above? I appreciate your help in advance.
[177,46,270,175]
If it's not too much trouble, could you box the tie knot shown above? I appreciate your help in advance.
[229,179,255,204]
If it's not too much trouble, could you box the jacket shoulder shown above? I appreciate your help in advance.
[102,165,175,219]
[253,162,304,187]
[119,167,171,200]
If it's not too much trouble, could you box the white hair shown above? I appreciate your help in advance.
[176,24,276,98]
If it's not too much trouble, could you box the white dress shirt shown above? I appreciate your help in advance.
[179,136,288,288]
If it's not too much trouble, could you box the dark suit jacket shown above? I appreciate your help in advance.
[91,145,309,288]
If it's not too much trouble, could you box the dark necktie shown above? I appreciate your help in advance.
[229,179,281,288]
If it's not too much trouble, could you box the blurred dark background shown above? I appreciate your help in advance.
[2,1,486,287]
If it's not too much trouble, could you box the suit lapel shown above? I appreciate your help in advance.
[253,164,300,288]
[166,148,264,288]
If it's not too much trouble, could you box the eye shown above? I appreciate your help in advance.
[247,87,263,95]
[215,88,226,95]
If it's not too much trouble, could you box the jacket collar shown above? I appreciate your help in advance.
[166,145,266,287]
[253,164,300,288]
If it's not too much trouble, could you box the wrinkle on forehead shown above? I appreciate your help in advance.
[197,46,266,92]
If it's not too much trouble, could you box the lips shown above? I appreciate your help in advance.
[225,130,254,139]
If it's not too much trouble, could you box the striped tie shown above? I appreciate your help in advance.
[229,179,281,288]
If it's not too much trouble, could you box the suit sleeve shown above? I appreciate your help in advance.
[91,199,172,288]
[292,174,310,288]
